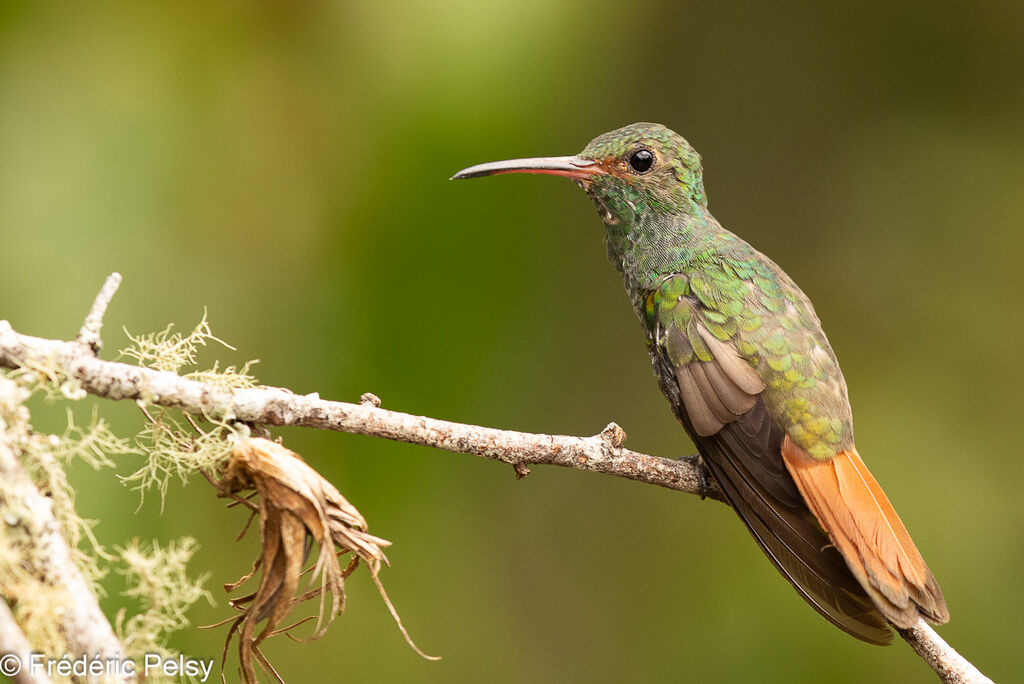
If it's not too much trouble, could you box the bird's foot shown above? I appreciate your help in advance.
[677,454,711,500]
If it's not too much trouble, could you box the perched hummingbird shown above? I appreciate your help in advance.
[452,123,948,644]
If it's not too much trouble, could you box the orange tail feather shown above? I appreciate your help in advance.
[781,436,948,627]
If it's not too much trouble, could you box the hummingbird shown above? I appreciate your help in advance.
[452,123,948,644]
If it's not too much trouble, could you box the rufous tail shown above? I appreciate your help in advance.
[781,436,948,628]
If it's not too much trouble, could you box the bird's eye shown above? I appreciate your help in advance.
[628,148,655,174]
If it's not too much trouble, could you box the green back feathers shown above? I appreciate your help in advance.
[640,244,853,458]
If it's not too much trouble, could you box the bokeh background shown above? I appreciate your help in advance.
[2,1,1022,682]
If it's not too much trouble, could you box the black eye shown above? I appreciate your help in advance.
[628,148,654,174]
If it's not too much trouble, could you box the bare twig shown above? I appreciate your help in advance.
[76,273,122,354]
[0,274,994,684]
[897,622,994,684]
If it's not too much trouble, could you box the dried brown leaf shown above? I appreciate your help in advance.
[208,438,438,683]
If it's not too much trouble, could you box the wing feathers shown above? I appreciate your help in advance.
[673,321,761,437]
[702,358,757,416]
[676,363,724,437]
[781,438,949,627]
[697,324,766,394]
[668,389,893,645]
[668,320,764,437]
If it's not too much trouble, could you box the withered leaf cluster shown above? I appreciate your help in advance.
[212,438,437,683]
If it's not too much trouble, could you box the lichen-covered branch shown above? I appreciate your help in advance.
[0,377,132,684]
[0,598,53,684]
[0,274,994,684]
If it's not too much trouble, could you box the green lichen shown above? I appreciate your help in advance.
[117,312,259,506]
[21,408,141,593]
[120,310,232,374]
[122,410,242,510]
[116,537,211,680]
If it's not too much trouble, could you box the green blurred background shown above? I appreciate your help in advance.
[1,1,1022,682]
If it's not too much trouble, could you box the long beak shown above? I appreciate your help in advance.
[451,155,602,181]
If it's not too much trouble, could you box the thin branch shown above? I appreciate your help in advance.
[0,320,722,501]
[897,622,994,684]
[76,272,122,353]
[0,274,994,684]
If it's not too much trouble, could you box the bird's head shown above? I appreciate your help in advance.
[452,122,707,225]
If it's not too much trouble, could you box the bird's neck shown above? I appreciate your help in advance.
[603,205,729,313]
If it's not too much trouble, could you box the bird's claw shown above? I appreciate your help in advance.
[678,454,711,500]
